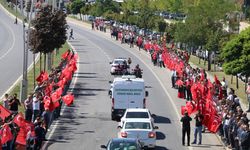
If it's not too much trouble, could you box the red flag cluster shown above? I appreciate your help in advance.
[13,114,35,145]
[162,49,222,133]
[35,50,78,111]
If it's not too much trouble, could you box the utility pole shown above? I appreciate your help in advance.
[20,0,28,102]
[20,0,35,102]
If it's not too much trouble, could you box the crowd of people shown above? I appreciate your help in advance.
[0,49,77,150]
[93,22,250,149]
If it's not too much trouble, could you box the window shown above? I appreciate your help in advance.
[126,112,149,119]
[125,122,151,129]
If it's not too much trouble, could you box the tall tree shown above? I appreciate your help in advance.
[174,0,235,71]
[29,5,67,70]
[70,0,85,20]
[221,27,250,77]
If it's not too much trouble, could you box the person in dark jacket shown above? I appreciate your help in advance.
[240,123,250,150]
[181,111,192,146]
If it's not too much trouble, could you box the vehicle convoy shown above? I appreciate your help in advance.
[118,118,158,149]
[101,138,143,150]
[110,75,148,120]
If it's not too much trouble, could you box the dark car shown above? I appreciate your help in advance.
[101,138,143,150]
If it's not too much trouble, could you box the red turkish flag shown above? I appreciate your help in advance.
[57,79,65,88]
[51,91,60,108]
[181,106,187,115]
[207,115,222,133]
[185,101,196,115]
[14,114,34,145]
[62,93,74,106]
[16,127,26,145]
[43,96,52,110]
[61,50,70,60]
[175,79,184,86]
[214,75,221,85]
[36,71,49,83]
[13,113,25,127]
[56,87,63,97]
[0,124,13,144]
[0,104,11,120]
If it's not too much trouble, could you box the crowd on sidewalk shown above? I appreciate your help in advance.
[0,49,77,150]
[90,22,250,150]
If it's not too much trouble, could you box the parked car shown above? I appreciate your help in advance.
[118,118,158,149]
[101,138,143,150]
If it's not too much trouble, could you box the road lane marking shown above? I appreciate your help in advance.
[74,32,112,62]
[0,18,16,60]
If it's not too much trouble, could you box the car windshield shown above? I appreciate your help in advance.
[126,112,149,119]
[125,122,151,129]
[114,60,125,65]
[110,141,138,150]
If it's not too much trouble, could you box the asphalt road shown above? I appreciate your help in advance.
[44,19,225,150]
[0,6,33,97]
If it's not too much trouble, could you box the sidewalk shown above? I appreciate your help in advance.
[67,18,228,150]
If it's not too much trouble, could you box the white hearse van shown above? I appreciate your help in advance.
[110,75,148,120]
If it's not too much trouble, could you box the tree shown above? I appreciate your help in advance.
[29,5,67,70]
[157,20,167,33]
[137,0,155,29]
[221,27,250,77]
[174,0,235,71]
[70,0,85,20]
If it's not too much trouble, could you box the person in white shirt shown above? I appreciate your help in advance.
[32,92,41,122]
[221,77,228,97]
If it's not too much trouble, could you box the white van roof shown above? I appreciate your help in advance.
[113,75,144,83]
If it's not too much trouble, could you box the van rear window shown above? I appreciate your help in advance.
[126,112,149,118]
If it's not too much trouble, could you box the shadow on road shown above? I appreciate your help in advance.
[153,115,171,124]
[76,72,97,75]
[73,75,98,78]
[156,131,166,140]
[77,62,90,64]
[155,146,169,150]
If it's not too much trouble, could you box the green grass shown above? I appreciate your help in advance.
[8,43,70,113]
[189,55,248,106]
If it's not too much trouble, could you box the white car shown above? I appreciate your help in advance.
[118,118,158,149]
[120,108,155,126]
[110,58,128,75]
